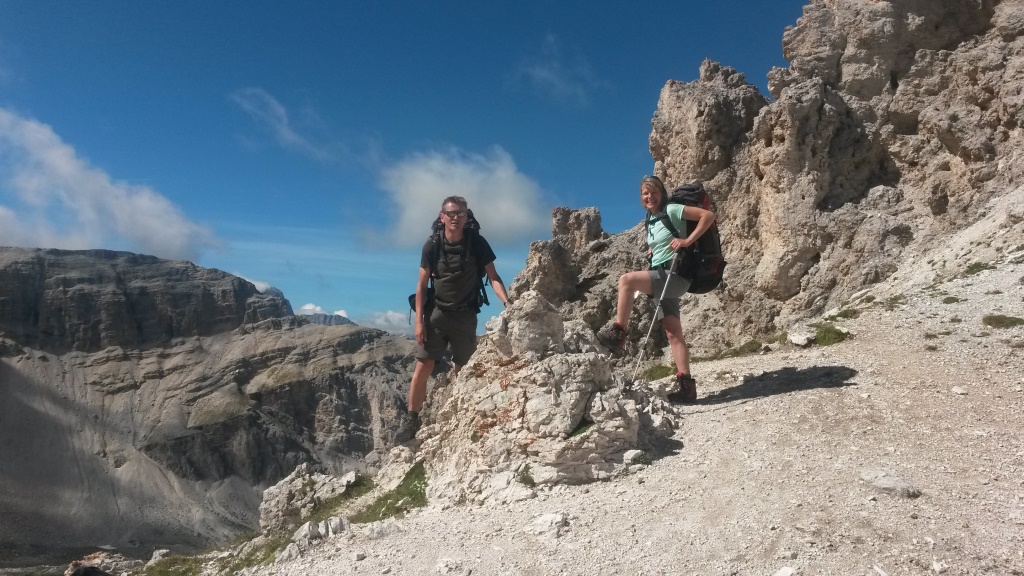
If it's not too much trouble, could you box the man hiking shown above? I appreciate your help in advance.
[397,195,510,443]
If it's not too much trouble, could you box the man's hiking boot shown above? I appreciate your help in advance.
[667,374,697,403]
[597,322,627,351]
[395,412,421,445]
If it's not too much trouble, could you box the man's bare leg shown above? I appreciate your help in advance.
[408,358,435,413]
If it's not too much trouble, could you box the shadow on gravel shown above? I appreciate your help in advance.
[699,365,858,406]
[648,435,685,460]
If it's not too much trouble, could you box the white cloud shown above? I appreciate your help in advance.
[297,304,350,319]
[511,34,608,105]
[0,108,220,261]
[297,303,328,315]
[358,310,414,337]
[377,146,549,248]
[230,88,333,162]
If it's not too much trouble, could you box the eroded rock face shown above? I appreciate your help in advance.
[515,0,1024,354]
[0,247,293,353]
[404,291,676,505]
[700,0,1022,346]
[0,249,415,555]
[509,208,665,355]
[258,464,359,534]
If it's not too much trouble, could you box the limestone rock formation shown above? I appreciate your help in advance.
[515,0,1024,354]
[386,290,676,506]
[0,247,292,353]
[258,463,359,534]
[508,207,660,358]
[300,312,356,327]
[0,248,415,558]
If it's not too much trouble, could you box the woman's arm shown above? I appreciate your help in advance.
[668,205,716,251]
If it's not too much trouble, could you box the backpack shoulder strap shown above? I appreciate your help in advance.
[649,210,683,239]
[426,232,443,280]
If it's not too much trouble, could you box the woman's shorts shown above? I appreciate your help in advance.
[647,268,692,319]
[416,307,479,366]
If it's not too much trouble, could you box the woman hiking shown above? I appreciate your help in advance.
[597,175,716,403]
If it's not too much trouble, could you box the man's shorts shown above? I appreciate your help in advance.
[647,268,692,320]
[416,307,478,366]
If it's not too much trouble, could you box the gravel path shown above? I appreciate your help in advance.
[261,262,1024,576]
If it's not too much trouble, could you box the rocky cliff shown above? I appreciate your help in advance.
[0,248,293,353]
[300,313,356,327]
[513,0,1024,355]
[0,248,415,561]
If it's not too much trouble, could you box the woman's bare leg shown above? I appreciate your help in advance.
[615,271,654,327]
[661,314,690,375]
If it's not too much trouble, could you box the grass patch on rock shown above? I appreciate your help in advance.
[570,420,594,438]
[720,339,764,358]
[218,533,291,573]
[812,323,849,346]
[963,262,996,277]
[835,308,861,319]
[143,555,206,576]
[693,333,787,362]
[349,462,427,524]
[982,315,1024,329]
[307,476,375,525]
[643,364,675,380]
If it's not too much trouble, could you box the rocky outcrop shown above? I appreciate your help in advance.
[258,463,359,534]
[0,247,292,353]
[0,249,416,558]
[380,290,677,506]
[516,0,1024,354]
[509,208,669,359]
[300,313,356,327]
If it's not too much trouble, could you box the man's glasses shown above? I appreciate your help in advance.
[442,210,467,219]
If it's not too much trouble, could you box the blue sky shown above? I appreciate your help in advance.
[0,1,806,334]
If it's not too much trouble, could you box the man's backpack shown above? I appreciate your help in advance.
[647,183,726,294]
[407,209,491,322]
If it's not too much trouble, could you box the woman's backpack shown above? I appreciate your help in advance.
[646,183,726,294]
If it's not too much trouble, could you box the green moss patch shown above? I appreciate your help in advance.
[643,364,675,380]
[964,262,995,276]
[350,462,427,524]
[812,323,850,346]
[570,420,595,438]
[307,477,374,525]
[143,555,206,576]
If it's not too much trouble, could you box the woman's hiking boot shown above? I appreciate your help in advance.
[667,374,697,403]
[597,322,627,351]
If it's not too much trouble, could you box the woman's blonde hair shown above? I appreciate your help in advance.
[640,175,668,210]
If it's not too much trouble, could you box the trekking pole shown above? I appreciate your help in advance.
[630,251,680,383]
